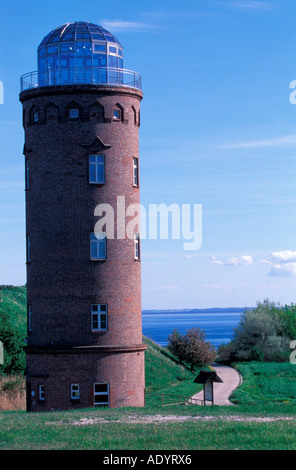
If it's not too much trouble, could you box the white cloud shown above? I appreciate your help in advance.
[221,135,296,149]
[101,19,152,33]
[268,263,296,278]
[261,250,296,278]
[211,254,253,266]
[228,1,273,10]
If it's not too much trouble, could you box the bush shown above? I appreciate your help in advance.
[167,327,217,371]
[0,325,26,375]
[218,299,292,363]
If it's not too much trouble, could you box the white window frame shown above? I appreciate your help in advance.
[133,157,139,186]
[89,154,105,184]
[91,304,108,331]
[134,233,140,260]
[39,385,45,401]
[71,384,80,400]
[90,232,107,260]
[94,383,109,407]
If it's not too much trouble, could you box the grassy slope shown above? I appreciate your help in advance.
[0,286,27,337]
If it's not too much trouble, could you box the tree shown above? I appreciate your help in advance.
[218,299,291,362]
[167,327,217,371]
[0,325,26,375]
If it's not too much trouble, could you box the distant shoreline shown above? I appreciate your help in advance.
[142,307,251,314]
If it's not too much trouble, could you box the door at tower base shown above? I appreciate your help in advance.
[25,347,146,412]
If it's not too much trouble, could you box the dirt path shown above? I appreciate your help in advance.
[191,363,242,406]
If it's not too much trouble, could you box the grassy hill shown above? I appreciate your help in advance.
[0,285,27,337]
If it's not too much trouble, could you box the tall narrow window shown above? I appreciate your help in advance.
[25,160,30,190]
[94,383,109,407]
[33,111,39,123]
[89,154,105,184]
[27,235,31,263]
[134,233,140,260]
[91,304,108,331]
[39,385,45,401]
[133,157,139,186]
[28,305,32,332]
[90,233,107,260]
[71,384,80,400]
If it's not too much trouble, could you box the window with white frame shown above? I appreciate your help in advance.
[90,232,107,260]
[134,233,140,260]
[94,383,109,407]
[89,154,105,184]
[133,157,139,186]
[91,304,108,331]
[71,384,79,400]
[39,385,45,401]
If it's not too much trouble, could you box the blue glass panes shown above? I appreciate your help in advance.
[94,44,106,52]
[36,22,126,87]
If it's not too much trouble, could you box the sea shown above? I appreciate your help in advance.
[142,309,244,349]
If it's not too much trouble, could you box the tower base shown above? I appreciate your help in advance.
[25,344,146,412]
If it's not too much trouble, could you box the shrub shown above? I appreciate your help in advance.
[218,299,292,362]
[167,327,217,371]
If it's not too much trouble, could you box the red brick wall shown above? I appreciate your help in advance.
[20,85,146,410]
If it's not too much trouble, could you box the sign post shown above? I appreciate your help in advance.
[194,370,223,406]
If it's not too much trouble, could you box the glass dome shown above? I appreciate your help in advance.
[20,22,142,91]
[38,22,123,72]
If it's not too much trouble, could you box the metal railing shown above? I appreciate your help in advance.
[20,67,142,92]
[145,392,203,407]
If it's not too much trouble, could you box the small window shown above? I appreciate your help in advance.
[134,233,140,260]
[91,304,108,331]
[27,235,31,263]
[89,154,105,184]
[28,305,32,332]
[39,385,45,401]
[33,112,39,123]
[25,160,30,190]
[113,109,121,120]
[94,383,109,407]
[90,233,107,260]
[133,157,139,186]
[71,384,79,400]
[109,46,117,54]
[69,108,79,119]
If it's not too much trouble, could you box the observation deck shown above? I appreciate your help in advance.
[20,67,142,92]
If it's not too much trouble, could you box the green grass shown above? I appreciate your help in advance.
[144,337,204,405]
[0,285,27,336]
[231,362,296,405]
[1,286,296,449]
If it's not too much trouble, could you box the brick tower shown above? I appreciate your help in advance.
[20,22,146,411]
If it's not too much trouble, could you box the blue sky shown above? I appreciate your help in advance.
[0,0,296,309]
